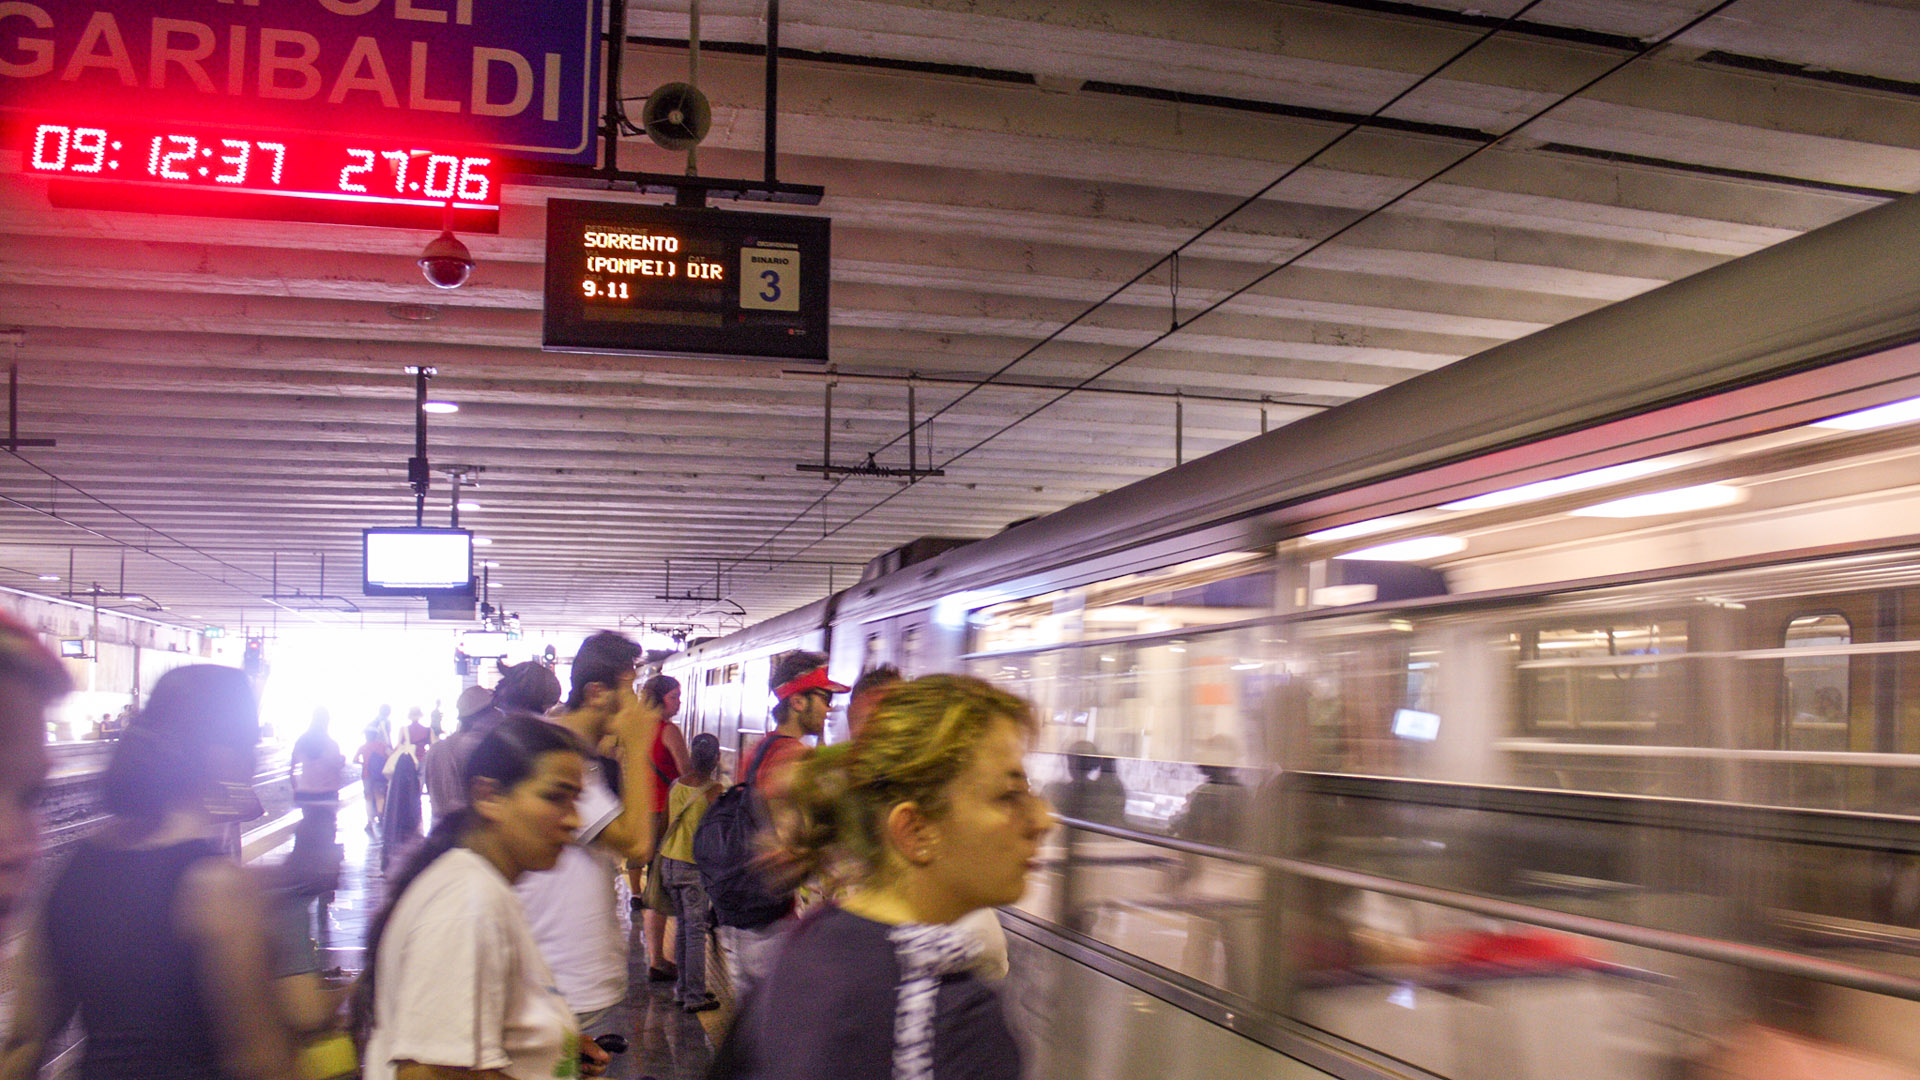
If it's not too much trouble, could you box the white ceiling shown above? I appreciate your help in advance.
[1,0,1916,637]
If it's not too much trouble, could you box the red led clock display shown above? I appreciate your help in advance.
[25,118,502,232]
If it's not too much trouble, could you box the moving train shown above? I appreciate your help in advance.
[664,191,1920,1079]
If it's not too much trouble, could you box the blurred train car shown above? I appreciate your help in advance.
[665,192,1920,1079]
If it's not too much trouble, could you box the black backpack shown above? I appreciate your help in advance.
[693,735,795,930]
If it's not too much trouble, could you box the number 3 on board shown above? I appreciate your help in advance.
[739,247,800,312]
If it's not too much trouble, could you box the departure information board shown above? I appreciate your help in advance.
[542,199,830,362]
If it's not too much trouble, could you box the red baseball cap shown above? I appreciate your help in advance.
[774,666,850,701]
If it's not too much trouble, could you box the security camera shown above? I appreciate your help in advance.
[418,229,473,289]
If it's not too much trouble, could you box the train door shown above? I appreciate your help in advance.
[1746,592,1874,810]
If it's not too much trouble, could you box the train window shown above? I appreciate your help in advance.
[1782,613,1850,751]
[970,590,1080,653]
[969,551,1270,654]
[1079,552,1270,644]
[1517,620,1690,744]
[901,626,923,677]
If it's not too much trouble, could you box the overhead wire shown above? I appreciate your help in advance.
[720,0,1558,577]
[736,0,1749,578]
[0,449,323,622]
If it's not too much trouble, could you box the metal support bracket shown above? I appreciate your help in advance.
[267,551,361,612]
[655,558,726,603]
[4,362,56,452]
[797,374,946,480]
[405,366,436,525]
[573,0,821,205]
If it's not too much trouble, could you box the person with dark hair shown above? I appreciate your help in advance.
[514,632,658,1073]
[635,673,690,982]
[1044,740,1129,827]
[0,613,71,929]
[716,650,848,1002]
[494,661,563,720]
[846,664,903,740]
[355,715,610,1080]
[712,675,1049,1080]
[755,651,845,805]
[423,685,500,827]
[658,733,722,1012]
[2,664,302,1080]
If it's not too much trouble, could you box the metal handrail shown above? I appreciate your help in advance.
[1054,814,1920,1003]
[1496,739,1920,768]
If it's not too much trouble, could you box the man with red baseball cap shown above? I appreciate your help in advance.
[747,650,848,802]
[717,649,848,1000]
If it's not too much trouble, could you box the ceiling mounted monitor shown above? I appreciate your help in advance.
[459,631,513,658]
[363,527,474,597]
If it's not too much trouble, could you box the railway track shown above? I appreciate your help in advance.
[38,741,299,858]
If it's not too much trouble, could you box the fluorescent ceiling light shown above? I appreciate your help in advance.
[37,574,58,581]
[1570,483,1746,518]
[1811,396,1920,431]
[1335,536,1466,562]
[457,501,481,511]
[423,401,460,414]
[1305,514,1424,543]
[1441,459,1676,512]
[472,537,493,546]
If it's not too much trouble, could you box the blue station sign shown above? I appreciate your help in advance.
[0,0,604,164]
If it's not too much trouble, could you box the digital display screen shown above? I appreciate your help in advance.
[543,199,830,361]
[1392,708,1441,742]
[363,528,474,596]
[58,640,88,659]
[26,119,501,232]
[459,631,513,658]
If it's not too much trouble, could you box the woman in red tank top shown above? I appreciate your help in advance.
[637,676,690,980]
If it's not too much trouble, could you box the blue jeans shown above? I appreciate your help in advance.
[659,858,713,1005]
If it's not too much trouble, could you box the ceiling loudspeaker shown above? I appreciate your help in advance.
[641,82,712,152]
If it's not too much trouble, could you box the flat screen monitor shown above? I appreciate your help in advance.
[460,631,512,658]
[1392,708,1441,742]
[363,528,474,596]
[58,639,87,659]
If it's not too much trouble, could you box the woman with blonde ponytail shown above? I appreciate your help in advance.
[712,675,1051,1080]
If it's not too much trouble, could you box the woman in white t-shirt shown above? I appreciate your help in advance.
[353,716,610,1080]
